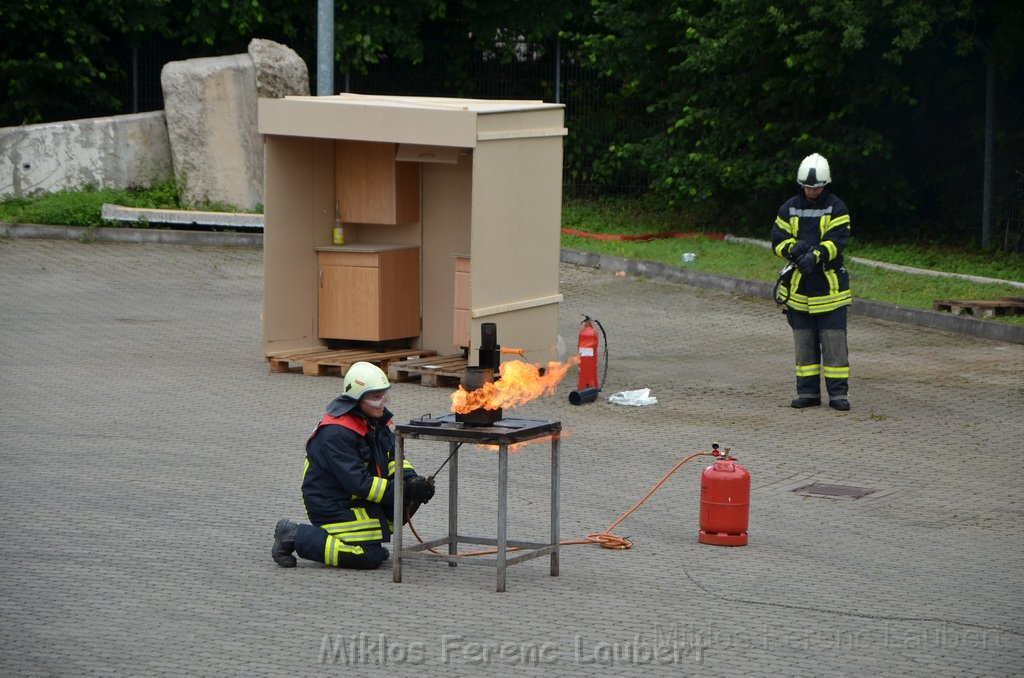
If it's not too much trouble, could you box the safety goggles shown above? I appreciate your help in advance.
[361,391,391,407]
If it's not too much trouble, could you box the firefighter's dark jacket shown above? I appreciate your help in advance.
[771,189,852,314]
[302,408,417,543]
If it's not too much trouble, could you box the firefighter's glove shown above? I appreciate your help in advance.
[795,249,819,274]
[788,241,810,261]
[405,476,435,504]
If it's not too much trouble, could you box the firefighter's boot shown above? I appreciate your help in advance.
[829,399,850,411]
[272,518,298,568]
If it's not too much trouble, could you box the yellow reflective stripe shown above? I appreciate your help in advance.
[825,269,839,296]
[334,529,384,543]
[785,297,811,313]
[820,240,838,261]
[326,505,385,543]
[322,519,379,534]
[324,535,365,565]
[823,365,850,379]
[807,290,852,313]
[301,458,313,518]
[787,287,852,314]
[321,508,377,534]
[367,476,387,503]
[785,279,811,313]
[828,214,850,229]
[795,364,821,377]
[776,216,795,236]
[774,238,795,258]
[386,459,415,476]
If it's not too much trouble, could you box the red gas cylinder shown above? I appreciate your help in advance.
[698,448,750,546]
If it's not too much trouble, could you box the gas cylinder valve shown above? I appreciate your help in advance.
[710,442,733,459]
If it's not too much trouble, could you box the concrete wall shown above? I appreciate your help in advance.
[0,112,173,198]
[0,39,307,207]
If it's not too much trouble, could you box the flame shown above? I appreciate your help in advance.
[473,440,533,455]
[450,358,578,413]
[472,429,574,455]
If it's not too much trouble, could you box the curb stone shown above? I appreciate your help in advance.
[559,248,1024,345]
[2,222,1019,344]
[0,222,262,248]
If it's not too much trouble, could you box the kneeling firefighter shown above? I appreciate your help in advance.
[272,362,435,569]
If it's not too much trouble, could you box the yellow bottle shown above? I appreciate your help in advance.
[332,201,345,245]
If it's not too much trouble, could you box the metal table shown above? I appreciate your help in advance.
[393,415,561,592]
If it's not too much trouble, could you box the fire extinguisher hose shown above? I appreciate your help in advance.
[407,450,712,556]
[596,318,609,392]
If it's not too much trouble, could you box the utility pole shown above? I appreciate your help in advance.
[317,0,335,96]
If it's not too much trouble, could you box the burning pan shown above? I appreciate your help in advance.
[455,366,503,426]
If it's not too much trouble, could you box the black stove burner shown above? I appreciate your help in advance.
[397,415,561,444]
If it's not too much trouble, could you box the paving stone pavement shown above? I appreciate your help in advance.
[1,238,1022,677]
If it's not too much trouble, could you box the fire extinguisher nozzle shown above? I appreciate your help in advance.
[569,387,601,406]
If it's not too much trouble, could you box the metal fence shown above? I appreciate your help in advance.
[994,149,1023,251]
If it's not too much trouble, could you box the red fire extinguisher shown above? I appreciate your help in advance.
[569,315,605,405]
[698,444,750,546]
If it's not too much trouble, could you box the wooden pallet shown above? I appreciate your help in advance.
[388,354,467,387]
[933,297,1024,319]
[266,347,438,377]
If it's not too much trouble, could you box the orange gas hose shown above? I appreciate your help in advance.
[407,450,711,557]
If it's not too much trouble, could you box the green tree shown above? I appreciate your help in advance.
[577,0,1023,243]
[0,0,168,124]
[0,1,450,125]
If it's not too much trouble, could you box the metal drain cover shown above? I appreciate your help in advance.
[793,483,877,499]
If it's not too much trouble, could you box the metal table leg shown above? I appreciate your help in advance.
[448,441,458,566]
[551,432,560,577]
[496,442,508,592]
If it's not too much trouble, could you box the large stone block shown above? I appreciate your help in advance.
[161,40,308,211]
[161,54,261,210]
[250,38,310,100]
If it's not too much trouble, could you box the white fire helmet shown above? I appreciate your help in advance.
[797,153,831,188]
[342,361,391,400]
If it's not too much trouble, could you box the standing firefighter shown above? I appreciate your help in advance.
[272,362,434,569]
[771,153,852,411]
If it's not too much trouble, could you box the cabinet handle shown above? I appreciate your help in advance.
[319,267,323,288]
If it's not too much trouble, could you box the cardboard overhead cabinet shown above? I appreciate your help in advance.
[258,94,566,363]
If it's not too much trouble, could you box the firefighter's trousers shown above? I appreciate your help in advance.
[786,306,849,401]
[292,499,422,570]
[293,523,389,570]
